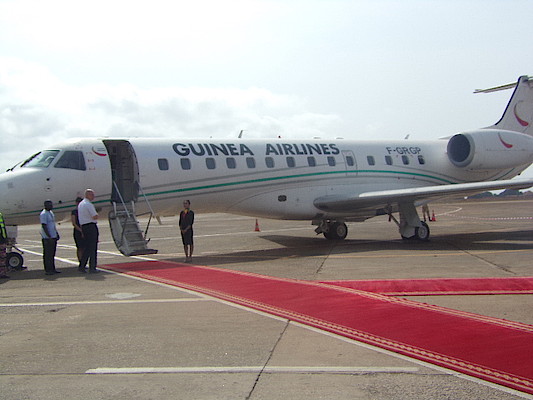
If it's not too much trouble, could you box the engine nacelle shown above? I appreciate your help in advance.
[447,129,533,170]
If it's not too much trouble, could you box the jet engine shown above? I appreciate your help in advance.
[447,129,533,170]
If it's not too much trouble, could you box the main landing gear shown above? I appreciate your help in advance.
[313,202,430,241]
[388,203,430,241]
[314,220,348,240]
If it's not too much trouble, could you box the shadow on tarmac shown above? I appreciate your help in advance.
[168,228,533,267]
[5,228,530,281]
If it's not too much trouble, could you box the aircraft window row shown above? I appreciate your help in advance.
[158,156,342,171]
[157,153,427,171]
[373,155,425,166]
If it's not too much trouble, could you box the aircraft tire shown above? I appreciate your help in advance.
[415,221,430,241]
[7,252,24,270]
[324,222,348,240]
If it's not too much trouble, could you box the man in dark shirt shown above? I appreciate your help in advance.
[179,200,194,262]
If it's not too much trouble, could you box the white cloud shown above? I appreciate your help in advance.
[0,58,341,170]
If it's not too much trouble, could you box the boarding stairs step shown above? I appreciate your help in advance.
[108,202,158,257]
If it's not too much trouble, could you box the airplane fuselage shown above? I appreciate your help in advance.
[1,133,531,227]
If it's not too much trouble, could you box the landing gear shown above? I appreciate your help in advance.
[415,221,430,241]
[314,220,348,240]
[388,203,431,241]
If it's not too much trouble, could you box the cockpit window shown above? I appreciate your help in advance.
[54,151,86,171]
[21,150,60,168]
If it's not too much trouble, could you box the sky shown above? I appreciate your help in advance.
[1,0,532,177]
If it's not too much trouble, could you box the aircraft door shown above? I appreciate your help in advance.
[103,140,140,203]
[342,150,357,176]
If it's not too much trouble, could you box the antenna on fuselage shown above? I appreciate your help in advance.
[238,130,244,138]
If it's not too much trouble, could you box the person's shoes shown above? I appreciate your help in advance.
[45,272,55,275]
[78,268,87,273]
[0,275,10,279]
[88,269,99,274]
[54,270,61,274]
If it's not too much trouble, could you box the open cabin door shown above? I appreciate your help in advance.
[104,140,139,203]
[103,140,157,256]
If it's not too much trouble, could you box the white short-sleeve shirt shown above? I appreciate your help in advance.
[78,198,98,225]
[40,209,58,239]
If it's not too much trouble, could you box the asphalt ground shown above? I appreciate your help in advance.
[1,198,532,400]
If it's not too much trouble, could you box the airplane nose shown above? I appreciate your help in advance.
[0,172,15,214]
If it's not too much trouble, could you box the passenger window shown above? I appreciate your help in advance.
[206,158,216,169]
[385,155,393,165]
[327,156,336,167]
[246,157,256,168]
[157,158,169,171]
[265,157,275,168]
[307,157,316,167]
[345,156,355,167]
[21,150,60,168]
[402,155,409,165]
[226,158,236,169]
[286,157,295,168]
[54,151,86,171]
[367,156,375,166]
[181,158,191,170]
[418,155,425,165]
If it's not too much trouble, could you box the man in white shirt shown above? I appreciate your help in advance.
[77,189,99,273]
[40,200,60,275]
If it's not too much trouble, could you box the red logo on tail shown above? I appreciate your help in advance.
[514,102,530,127]
[498,133,513,149]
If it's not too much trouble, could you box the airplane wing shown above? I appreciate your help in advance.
[313,178,533,213]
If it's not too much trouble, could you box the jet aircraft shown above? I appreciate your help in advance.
[1,76,533,266]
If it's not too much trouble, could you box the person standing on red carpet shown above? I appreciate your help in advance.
[179,200,194,262]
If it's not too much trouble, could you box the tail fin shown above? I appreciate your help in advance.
[476,75,533,136]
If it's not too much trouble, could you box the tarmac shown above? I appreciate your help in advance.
[1,198,532,400]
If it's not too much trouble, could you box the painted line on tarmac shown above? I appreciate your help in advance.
[0,298,210,308]
[19,246,158,264]
[325,248,533,259]
[86,366,420,375]
[441,206,533,220]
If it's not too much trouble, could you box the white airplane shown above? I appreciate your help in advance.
[1,76,533,266]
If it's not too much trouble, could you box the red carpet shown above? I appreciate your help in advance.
[320,277,533,296]
[104,261,533,395]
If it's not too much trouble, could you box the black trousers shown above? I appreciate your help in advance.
[42,238,57,273]
[79,223,99,271]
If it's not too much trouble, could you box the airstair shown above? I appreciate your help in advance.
[108,182,158,256]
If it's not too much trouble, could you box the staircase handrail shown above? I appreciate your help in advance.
[136,182,155,238]
[111,180,131,246]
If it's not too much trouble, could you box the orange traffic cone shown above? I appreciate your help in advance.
[431,211,436,222]
[254,219,261,232]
